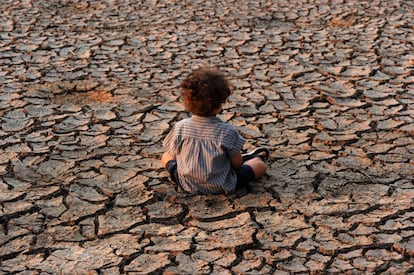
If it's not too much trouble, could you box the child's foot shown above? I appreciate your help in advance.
[242,147,270,162]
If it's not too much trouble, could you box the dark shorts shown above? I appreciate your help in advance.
[165,160,255,191]
[235,164,255,189]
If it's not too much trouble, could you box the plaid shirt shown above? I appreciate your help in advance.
[163,115,245,194]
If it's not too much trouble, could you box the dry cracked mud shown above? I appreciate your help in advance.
[0,0,413,274]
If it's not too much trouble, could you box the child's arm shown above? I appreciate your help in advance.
[230,152,243,169]
[161,152,175,168]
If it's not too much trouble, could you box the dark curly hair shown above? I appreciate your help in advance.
[180,67,231,116]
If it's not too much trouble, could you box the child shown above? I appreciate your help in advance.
[161,66,269,194]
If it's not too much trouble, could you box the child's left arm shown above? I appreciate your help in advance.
[161,125,178,167]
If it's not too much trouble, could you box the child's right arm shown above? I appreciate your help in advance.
[230,152,243,169]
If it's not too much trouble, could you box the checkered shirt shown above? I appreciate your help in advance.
[163,115,245,194]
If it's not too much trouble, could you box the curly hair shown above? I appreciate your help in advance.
[180,67,231,116]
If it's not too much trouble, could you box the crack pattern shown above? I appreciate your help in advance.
[1,0,413,273]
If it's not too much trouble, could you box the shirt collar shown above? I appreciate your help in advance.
[191,115,222,123]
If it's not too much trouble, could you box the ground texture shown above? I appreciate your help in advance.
[1,0,413,274]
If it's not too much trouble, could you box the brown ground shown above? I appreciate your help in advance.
[0,0,413,274]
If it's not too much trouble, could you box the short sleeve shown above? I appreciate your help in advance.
[162,125,178,158]
[222,128,245,157]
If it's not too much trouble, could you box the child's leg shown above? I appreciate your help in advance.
[235,157,267,190]
[243,157,267,178]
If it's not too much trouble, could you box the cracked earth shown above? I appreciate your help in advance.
[1,0,413,274]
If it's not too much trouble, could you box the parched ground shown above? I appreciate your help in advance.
[1,0,413,274]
